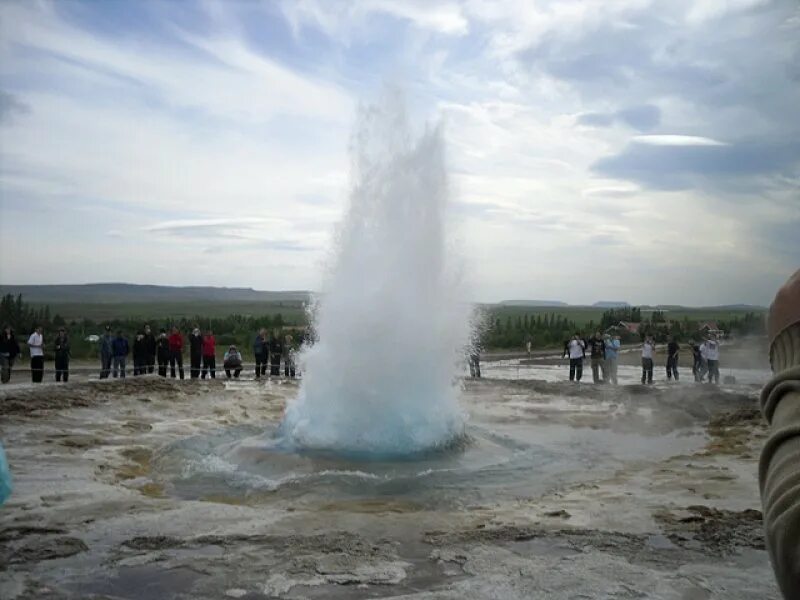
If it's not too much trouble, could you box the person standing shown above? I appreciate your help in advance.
[268,330,283,376]
[189,327,203,379]
[691,342,704,382]
[112,330,129,378]
[202,330,216,379]
[604,334,621,385]
[27,326,44,383]
[283,334,297,378]
[156,329,170,377]
[641,335,655,385]
[223,345,243,378]
[132,331,146,376]
[168,326,184,379]
[588,331,606,383]
[703,335,721,385]
[99,325,114,379]
[564,333,586,382]
[253,329,267,379]
[143,324,157,374]
[666,336,680,381]
[54,327,70,382]
[1,326,20,384]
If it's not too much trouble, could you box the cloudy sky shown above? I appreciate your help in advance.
[0,0,798,305]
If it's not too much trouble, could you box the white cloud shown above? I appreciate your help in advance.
[631,134,728,146]
[280,0,468,37]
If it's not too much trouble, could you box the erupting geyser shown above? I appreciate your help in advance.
[281,94,472,455]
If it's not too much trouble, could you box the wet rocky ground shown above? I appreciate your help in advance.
[0,375,779,599]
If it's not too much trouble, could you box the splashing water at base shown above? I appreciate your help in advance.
[281,94,472,455]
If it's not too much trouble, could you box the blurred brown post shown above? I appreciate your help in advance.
[759,268,800,599]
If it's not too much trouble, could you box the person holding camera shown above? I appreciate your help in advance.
[641,335,655,385]
[563,333,586,382]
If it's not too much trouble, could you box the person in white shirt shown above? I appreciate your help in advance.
[563,333,586,382]
[27,326,44,383]
[703,335,721,384]
[641,335,655,385]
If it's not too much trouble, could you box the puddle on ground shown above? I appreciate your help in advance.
[147,414,706,509]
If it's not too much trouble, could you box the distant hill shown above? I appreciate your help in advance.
[592,301,630,308]
[0,283,311,305]
[498,300,568,307]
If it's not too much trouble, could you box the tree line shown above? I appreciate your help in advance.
[0,294,306,360]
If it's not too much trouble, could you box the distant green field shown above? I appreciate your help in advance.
[37,300,766,328]
[487,305,766,328]
[31,301,308,323]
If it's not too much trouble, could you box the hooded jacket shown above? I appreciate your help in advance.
[0,333,20,360]
[54,335,70,360]
[112,336,129,357]
[189,332,203,359]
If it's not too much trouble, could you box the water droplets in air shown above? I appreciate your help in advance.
[281,92,471,456]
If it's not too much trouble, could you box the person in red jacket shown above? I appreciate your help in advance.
[201,329,216,379]
[168,326,184,380]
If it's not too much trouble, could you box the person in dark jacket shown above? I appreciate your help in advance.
[690,342,704,382]
[666,336,679,381]
[268,330,283,376]
[759,268,800,599]
[202,329,216,379]
[253,329,268,379]
[99,325,114,379]
[156,329,170,377]
[588,331,606,383]
[143,324,157,374]
[112,330,129,378]
[132,331,146,376]
[54,327,71,382]
[168,326,184,379]
[0,326,20,384]
[189,327,202,379]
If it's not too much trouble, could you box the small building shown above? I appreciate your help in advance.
[604,321,640,335]
[698,321,725,337]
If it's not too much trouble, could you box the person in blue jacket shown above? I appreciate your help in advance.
[603,334,621,384]
[112,330,129,378]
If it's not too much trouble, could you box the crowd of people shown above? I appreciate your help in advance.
[563,331,723,385]
[0,324,301,384]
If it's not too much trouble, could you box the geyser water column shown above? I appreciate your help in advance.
[282,95,472,455]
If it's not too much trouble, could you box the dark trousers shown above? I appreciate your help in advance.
[145,354,155,374]
[190,354,201,379]
[0,355,11,384]
[133,358,144,376]
[270,355,280,376]
[284,360,296,379]
[225,368,241,379]
[55,356,69,382]
[569,358,583,381]
[113,356,126,378]
[641,358,654,384]
[157,358,168,377]
[707,359,720,384]
[170,351,184,379]
[468,355,480,378]
[202,355,216,379]
[666,355,679,380]
[255,352,268,377]
[591,358,604,383]
[100,354,112,379]
[31,355,44,383]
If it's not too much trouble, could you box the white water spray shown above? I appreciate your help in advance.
[282,94,471,455]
